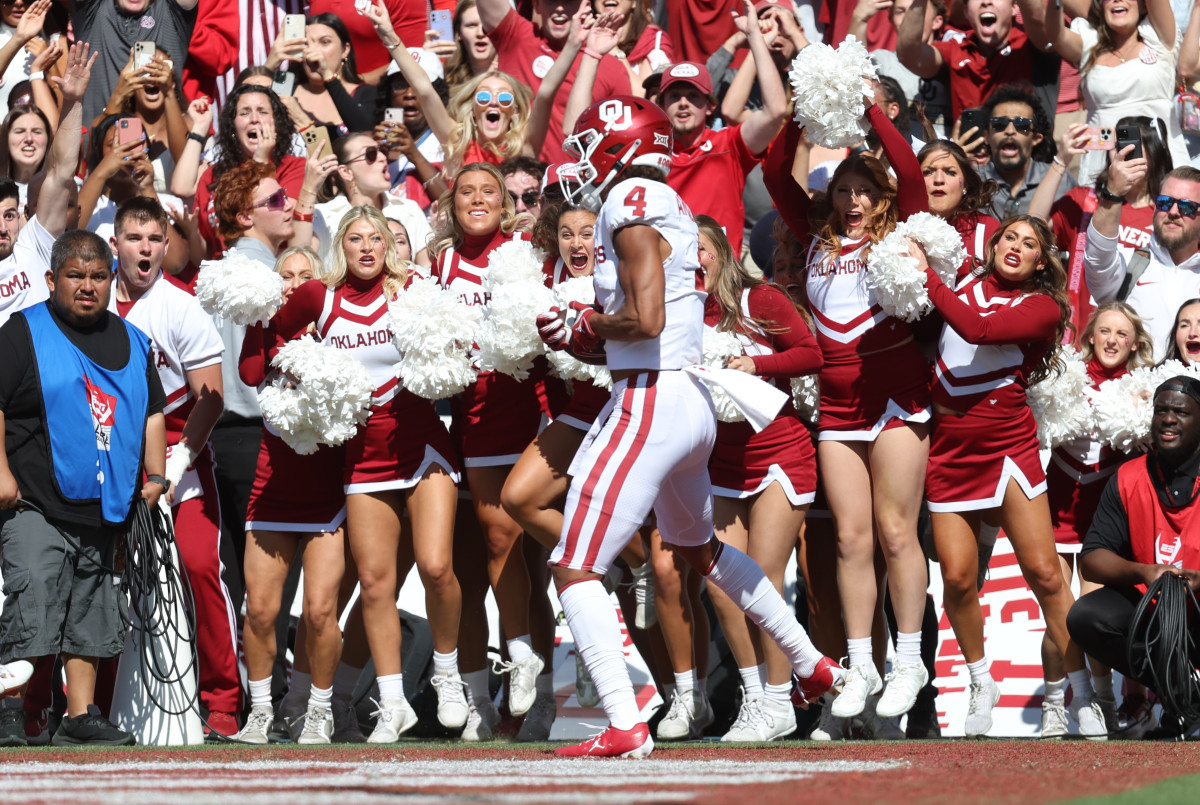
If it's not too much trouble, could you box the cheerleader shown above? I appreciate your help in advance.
[1044,302,1154,738]
[918,139,1001,275]
[696,216,824,741]
[762,106,934,723]
[236,247,349,745]
[911,215,1107,738]
[269,207,466,743]
[430,162,563,732]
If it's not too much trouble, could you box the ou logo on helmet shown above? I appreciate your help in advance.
[598,100,632,131]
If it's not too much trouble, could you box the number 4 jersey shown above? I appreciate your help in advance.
[593,178,705,371]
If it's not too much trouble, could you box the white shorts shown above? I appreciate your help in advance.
[551,370,717,575]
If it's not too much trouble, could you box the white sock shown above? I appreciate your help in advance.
[738,666,764,698]
[249,677,273,709]
[559,579,640,731]
[704,543,824,676]
[507,635,534,663]
[895,631,922,667]
[463,668,491,706]
[966,657,991,684]
[333,663,361,698]
[433,650,459,676]
[764,681,792,706]
[1067,669,1094,700]
[1044,678,1066,706]
[377,673,404,701]
[309,684,333,709]
[847,637,873,670]
[1092,671,1114,699]
[287,670,312,703]
[673,669,696,694]
[535,672,553,695]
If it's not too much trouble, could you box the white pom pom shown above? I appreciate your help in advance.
[390,277,481,399]
[866,213,967,322]
[788,36,878,149]
[544,276,612,389]
[195,248,285,326]
[476,240,555,380]
[791,374,820,426]
[257,336,374,455]
[702,326,746,423]
[1090,361,1200,451]
[1026,348,1093,448]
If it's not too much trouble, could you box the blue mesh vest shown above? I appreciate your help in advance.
[24,303,151,526]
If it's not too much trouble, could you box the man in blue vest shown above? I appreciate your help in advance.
[0,230,168,747]
[1068,375,1200,736]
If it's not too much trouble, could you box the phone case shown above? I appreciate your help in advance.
[133,42,155,70]
[283,14,306,42]
[430,10,454,41]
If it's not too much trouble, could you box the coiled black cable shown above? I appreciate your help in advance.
[1126,572,1200,736]
[121,499,200,717]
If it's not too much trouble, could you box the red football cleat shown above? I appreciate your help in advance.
[205,711,240,738]
[554,723,654,758]
[792,657,846,709]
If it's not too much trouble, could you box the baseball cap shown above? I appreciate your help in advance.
[406,48,444,82]
[542,163,579,194]
[658,62,713,97]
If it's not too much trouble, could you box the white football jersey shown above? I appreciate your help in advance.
[593,178,704,371]
[110,273,224,433]
[0,216,53,327]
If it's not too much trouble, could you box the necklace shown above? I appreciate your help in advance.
[1114,37,1140,63]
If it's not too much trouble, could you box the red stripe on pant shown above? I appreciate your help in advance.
[174,446,242,715]
[581,376,657,569]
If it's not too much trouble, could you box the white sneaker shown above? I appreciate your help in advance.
[631,562,657,629]
[331,696,365,743]
[0,660,33,694]
[721,693,767,742]
[575,653,600,708]
[964,677,1000,737]
[461,697,501,742]
[758,696,798,740]
[831,664,882,719]
[1113,697,1159,739]
[495,654,544,717]
[516,691,557,741]
[860,694,904,740]
[876,662,929,718]
[297,705,334,744]
[430,672,470,729]
[1040,701,1068,738]
[656,688,709,740]
[235,705,274,744]
[366,697,418,743]
[1069,695,1109,741]
[809,694,848,741]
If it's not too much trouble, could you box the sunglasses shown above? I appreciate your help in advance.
[475,90,515,109]
[345,145,381,164]
[509,189,540,208]
[1155,195,1200,217]
[246,187,289,211]
[990,116,1034,134]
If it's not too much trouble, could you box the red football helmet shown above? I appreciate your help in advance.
[561,96,672,211]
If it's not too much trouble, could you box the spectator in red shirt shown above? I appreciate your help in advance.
[309,0,424,85]
[897,0,1048,119]
[475,0,631,163]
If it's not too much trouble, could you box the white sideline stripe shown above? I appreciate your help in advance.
[3,758,904,803]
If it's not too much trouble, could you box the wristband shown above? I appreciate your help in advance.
[293,210,314,222]
[146,474,171,494]
[582,47,603,60]
[297,122,313,134]
[28,71,45,82]
[385,40,404,51]
[186,132,207,146]
[1098,184,1126,203]
[423,175,441,189]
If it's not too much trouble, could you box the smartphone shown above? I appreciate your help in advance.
[960,108,987,136]
[384,107,405,124]
[271,69,296,97]
[429,9,454,42]
[1115,125,1143,160]
[117,117,144,145]
[303,126,332,159]
[283,13,306,43]
[133,40,155,71]
[1083,126,1115,151]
